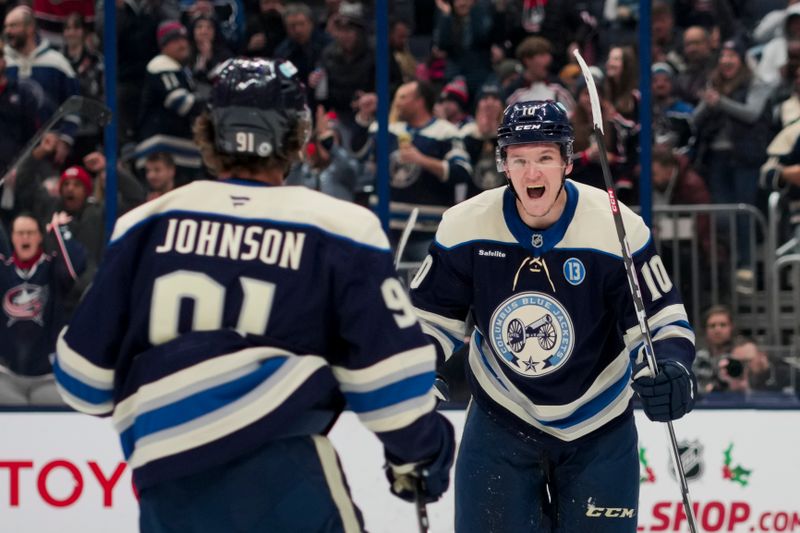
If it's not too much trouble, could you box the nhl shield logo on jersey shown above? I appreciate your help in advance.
[489,292,575,377]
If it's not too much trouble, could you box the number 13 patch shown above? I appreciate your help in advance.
[563,258,586,286]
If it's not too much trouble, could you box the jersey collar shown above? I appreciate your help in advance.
[502,180,579,256]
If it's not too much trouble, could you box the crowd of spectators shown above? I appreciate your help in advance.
[0,0,799,405]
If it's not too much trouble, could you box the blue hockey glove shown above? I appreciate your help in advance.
[385,419,455,503]
[631,360,696,422]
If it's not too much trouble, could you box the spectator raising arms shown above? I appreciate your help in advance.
[0,211,86,406]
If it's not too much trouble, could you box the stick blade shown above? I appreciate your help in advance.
[572,50,604,135]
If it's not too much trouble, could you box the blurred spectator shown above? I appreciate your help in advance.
[693,38,774,291]
[756,3,800,86]
[133,20,204,186]
[354,80,472,260]
[61,12,104,164]
[4,5,80,165]
[244,0,286,58]
[504,36,575,111]
[694,304,736,392]
[0,211,86,406]
[570,73,636,202]
[766,38,800,117]
[432,0,500,105]
[179,0,246,51]
[652,0,685,72]
[498,0,596,72]
[318,3,399,131]
[652,143,711,207]
[753,0,800,44]
[144,151,177,201]
[652,62,695,152]
[721,336,793,393]
[82,150,145,215]
[274,3,331,108]
[390,18,416,83]
[0,35,43,227]
[106,0,177,145]
[604,45,639,122]
[188,13,233,100]
[761,65,800,248]
[32,0,94,48]
[602,0,639,45]
[676,26,716,105]
[436,76,472,128]
[461,82,506,196]
[285,106,364,201]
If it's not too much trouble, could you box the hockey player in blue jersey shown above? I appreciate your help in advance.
[410,100,696,532]
[53,57,454,533]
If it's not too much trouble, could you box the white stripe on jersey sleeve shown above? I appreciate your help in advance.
[358,394,438,433]
[331,345,435,393]
[126,355,328,470]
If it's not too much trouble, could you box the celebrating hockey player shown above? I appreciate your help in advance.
[410,100,696,532]
[53,57,454,533]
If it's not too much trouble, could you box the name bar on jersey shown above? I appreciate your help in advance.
[155,218,306,270]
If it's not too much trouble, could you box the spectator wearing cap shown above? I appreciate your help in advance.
[0,211,86,406]
[133,20,204,187]
[432,0,501,105]
[693,37,775,293]
[437,77,472,129]
[318,2,401,132]
[652,62,695,153]
[461,83,506,196]
[504,36,575,111]
[3,6,80,166]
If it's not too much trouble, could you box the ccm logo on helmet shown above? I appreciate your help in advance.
[586,506,636,518]
[514,124,542,131]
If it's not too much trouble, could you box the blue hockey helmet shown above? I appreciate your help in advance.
[495,100,574,171]
[209,57,311,158]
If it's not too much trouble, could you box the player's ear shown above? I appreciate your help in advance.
[564,160,573,176]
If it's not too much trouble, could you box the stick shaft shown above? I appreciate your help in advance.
[573,49,698,533]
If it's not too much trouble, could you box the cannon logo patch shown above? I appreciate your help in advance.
[489,292,574,377]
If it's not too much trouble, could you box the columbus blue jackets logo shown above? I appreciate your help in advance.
[489,292,574,377]
[3,283,48,326]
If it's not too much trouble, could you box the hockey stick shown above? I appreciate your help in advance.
[394,207,420,269]
[573,49,699,533]
[0,96,112,187]
[414,477,430,533]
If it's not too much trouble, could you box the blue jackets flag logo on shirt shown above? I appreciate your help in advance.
[489,292,574,377]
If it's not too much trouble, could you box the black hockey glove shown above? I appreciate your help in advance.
[631,360,696,422]
[385,419,455,504]
[433,374,450,403]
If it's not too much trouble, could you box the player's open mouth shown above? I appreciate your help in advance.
[527,185,545,199]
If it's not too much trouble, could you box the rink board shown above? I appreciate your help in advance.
[0,410,798,532]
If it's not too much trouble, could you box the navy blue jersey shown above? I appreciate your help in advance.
[410,181,695,444]
[0,227,86,376]
[55,179,446,490]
